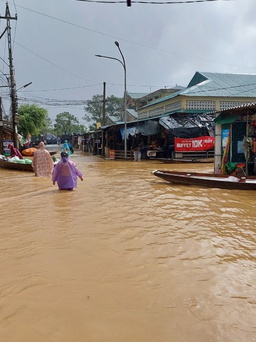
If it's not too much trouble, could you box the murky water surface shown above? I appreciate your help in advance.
[0,152,255,342]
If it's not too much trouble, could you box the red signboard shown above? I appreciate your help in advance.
[175,136,215,152]
[109,149,115,160]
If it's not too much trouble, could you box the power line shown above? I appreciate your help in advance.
[14,3,255,73]
[28,84,102,93]
[76,0,235,4]
[13,40,96,83]
[5,0,254,110]
[16,80,256,106]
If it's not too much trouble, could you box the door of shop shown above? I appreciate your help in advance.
[231,122,246,163]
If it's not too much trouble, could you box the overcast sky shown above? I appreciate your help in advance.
[0,0,255,126]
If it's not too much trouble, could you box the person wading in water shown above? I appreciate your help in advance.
[52,151,83,190]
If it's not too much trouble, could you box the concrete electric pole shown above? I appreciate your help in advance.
[0,3,18,147]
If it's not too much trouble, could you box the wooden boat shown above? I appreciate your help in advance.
[152,169,256,190]
[0,158,33,172]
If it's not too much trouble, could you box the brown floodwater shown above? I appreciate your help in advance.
[0,152,255,342]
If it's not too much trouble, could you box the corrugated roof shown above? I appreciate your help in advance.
[140,72,256,109]
[127,92,149,99]
[127,108,138,118]
[139,89,183,108]
[183,71,256,97]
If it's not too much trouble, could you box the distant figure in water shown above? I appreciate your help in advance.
[32,141,54,177]
[52,151,83,190]
[62,140,72,156]
[7,144,23,159]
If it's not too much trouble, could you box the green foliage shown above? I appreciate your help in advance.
[83,94,123,126]
[54,112,82,136]
[106,95,124,116]
[72,124,86,134]
[17,104,48,137]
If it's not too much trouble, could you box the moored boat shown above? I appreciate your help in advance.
[152,169,256,190]
[0,158,33,171]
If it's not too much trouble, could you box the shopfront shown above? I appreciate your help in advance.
[214,104,256,175]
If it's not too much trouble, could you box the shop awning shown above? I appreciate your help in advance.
[214,114,238,124]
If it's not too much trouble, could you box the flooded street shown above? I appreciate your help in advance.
[0,152,255,342]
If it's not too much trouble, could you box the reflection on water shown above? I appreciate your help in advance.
[0,153,255,342]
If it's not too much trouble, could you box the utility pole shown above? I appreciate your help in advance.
[0,98,3,154]
[0,3,18,147]
[102,82,106,126]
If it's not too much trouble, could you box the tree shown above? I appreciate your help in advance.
[54,112,80,136]
[17,104,48,137]
[83,94,123,129]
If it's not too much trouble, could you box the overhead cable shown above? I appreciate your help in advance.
[76,0,235,4]
[14,3,253,73]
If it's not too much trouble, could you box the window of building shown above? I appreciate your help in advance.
[220,101,250,110]
[165,101,181,112]
[186,100,216,110]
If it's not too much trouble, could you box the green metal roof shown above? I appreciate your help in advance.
[127,92,149,99]
[127,108,138,118]
[214,114,238,124]
[183,71,256,97]
[140,72,256,109]
[139,90,183,108]
[165,109,210,115]
[214,102,256,124]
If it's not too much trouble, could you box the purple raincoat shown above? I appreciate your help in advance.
[52,157,83,190]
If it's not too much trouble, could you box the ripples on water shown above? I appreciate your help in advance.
[0,154,255,342]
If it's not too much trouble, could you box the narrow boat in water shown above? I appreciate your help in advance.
[0,158,33,171]
[0,152,59,172]
[152,170,256,190]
